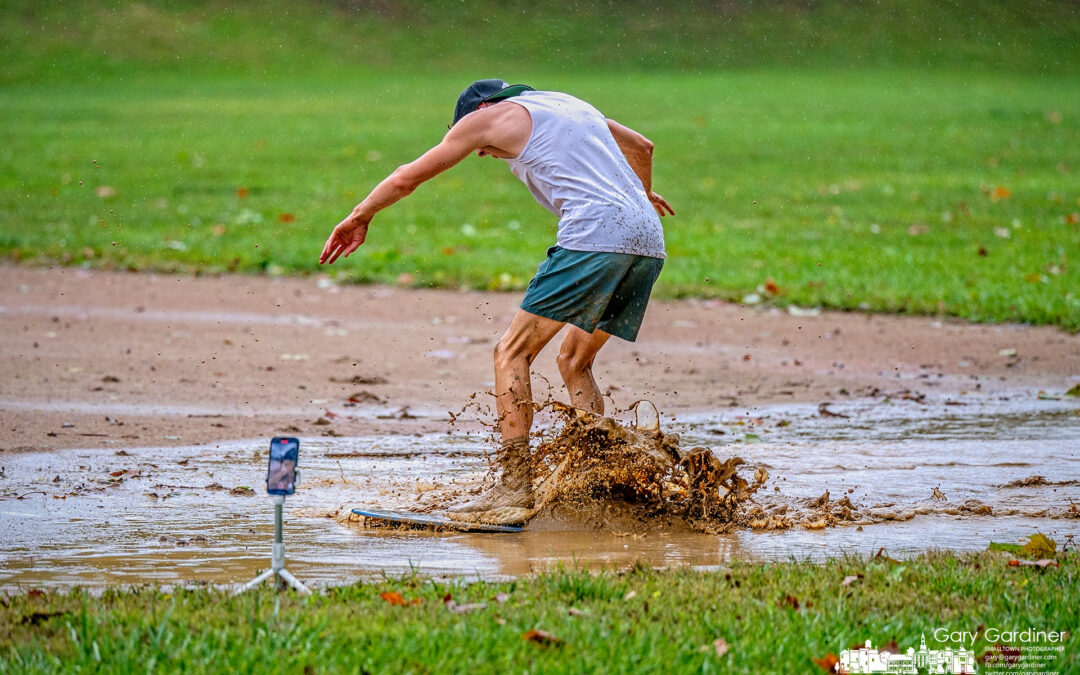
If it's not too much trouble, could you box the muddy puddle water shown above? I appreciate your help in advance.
[0,396,1076,590]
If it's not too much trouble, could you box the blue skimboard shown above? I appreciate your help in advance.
[352,508,524,533]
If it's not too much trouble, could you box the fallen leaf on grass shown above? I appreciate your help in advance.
[873,547,901,564]
[813,653,839,672]
[779,594,800,610]
[623,590,637,601]
[713,638,729,658]
[990,533,1056,559]
[522,629,563,647]
[380,591,421,606]
[841,575,862,587]
[446,601,487,614]
[1022,533,1056,558]
[1008,559,1058,569]
[21,610,64,626]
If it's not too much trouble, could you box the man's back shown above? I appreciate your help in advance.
[501,90,666,260]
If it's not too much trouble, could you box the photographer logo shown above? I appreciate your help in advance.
[838,634,976,674]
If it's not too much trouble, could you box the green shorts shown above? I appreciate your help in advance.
[520,246,664,342]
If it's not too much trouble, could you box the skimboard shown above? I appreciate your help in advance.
[351,508,523,533]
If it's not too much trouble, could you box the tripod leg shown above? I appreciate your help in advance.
[277,568,312,595]
[234,568,275,595]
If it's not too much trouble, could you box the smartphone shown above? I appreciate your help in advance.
[267,437,299,495]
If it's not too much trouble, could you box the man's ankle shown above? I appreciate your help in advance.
[501,435,529,453]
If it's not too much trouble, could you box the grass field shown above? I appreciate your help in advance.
[4,70,1078,328]
[1,551,1076,673]
[2,1,1080,328]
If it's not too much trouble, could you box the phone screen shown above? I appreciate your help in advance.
[267,437,299,495]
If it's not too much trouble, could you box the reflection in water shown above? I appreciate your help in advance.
[0,397,1076,589]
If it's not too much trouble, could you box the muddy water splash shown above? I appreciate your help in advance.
[523,405,767,532]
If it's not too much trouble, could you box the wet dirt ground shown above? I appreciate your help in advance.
[1,266,1078,589]
[0,396,1076,589]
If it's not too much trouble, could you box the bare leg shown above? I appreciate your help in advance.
[449,310,565,518]
[493,309,567,440]
[556,326,612,414]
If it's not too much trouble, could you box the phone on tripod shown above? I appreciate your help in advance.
[267,437,299,495]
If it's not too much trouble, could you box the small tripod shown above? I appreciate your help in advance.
[235,494,311,595]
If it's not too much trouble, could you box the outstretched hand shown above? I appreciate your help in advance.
[319,215,369,265]
[649,191,674,217]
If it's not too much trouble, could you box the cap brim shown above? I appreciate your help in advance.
[482,84,534,102]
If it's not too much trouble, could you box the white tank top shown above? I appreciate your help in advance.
[502,91,666,259]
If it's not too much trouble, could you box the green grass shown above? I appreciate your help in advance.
[3,0,1079,83]
[1,552,1076,673]
[1,1,1079,329]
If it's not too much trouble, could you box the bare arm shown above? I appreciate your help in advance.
[320,113,493,265]
[606,119,674,217]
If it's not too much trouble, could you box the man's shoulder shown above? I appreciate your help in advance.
[452,100,530,134]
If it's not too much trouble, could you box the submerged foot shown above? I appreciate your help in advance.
[449,480,534,513]
[448,435,534,514]
[447,505,533,526]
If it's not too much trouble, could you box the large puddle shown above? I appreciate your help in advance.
[0,395,1077,590]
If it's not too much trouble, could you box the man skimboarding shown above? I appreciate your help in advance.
[320,79,673,524]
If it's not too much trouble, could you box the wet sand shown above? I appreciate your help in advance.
[2,265,1079,588]
[3,265,1078,453]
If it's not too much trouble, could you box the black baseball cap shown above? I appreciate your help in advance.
[451,79,534,127]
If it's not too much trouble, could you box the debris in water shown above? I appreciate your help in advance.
[999,475,1080,488]
[817,402,849,418]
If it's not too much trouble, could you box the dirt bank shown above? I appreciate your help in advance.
[2,265,1077,453]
